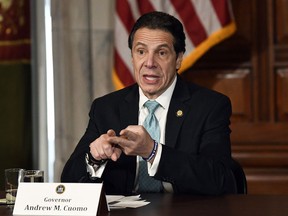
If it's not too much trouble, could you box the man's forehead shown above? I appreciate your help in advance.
[133,28,174,47]
[134,27,172,37]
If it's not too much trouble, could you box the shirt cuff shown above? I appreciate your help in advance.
[85,153,107,178]
[147,142,162,176]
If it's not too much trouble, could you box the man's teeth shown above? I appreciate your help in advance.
[146,76,157,80]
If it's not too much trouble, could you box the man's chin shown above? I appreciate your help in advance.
[141,87,161,99]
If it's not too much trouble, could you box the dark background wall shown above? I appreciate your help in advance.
[181,0,288,194]
[0,0,33,190]
[0,64,33,190]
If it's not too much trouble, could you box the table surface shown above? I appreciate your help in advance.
[1,193,288,216]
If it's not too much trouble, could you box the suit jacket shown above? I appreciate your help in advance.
[61,76,236,195]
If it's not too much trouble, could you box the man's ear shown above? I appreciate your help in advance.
[131,53,134,67]
[176,52,184,70]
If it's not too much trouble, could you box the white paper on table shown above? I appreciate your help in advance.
[106,195,150,209]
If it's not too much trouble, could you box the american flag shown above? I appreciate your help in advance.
[113,0,236,90]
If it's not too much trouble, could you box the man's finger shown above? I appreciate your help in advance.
[107,129,116,136]
[111,148,122,161]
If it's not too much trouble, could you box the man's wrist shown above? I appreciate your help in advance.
[142,140,158,162]
[86,152,107,166]
[85,153,107,180]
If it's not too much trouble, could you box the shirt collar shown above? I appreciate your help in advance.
[139,75,177,110]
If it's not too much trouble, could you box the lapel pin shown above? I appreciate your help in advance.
[176,110,183,117]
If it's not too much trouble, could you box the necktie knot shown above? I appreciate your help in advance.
[144,100,160,114]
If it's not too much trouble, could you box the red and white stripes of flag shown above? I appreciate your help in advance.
[113,0,236,90]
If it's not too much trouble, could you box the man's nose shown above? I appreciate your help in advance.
[145,53,156,68]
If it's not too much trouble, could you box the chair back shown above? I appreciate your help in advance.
[230,159,247,194]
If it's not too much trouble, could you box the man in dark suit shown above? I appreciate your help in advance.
[61,11,235,195]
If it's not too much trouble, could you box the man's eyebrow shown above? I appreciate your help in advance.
[157,44,171,49]
[134,42,171,49]
[134,42,147,47]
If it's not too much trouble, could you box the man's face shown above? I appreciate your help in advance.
[131,28,183,99]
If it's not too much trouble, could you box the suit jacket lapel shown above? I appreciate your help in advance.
[118,85,139,193]
[119,84,139,130]
[165,77,190,148]
[118,80,191,149]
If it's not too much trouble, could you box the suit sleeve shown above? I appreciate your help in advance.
[61,101,101,183]
[155,94,236,195]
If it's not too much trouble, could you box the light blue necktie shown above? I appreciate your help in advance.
[138,100,163,193]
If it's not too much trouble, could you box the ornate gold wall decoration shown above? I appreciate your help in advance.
[0,0,31,63]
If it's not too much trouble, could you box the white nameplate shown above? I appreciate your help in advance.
[13,182,109,216]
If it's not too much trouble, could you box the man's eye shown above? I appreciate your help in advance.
[159,51,167,56]
[137,49,145,55]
